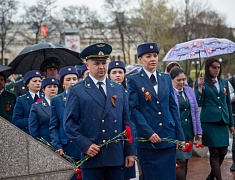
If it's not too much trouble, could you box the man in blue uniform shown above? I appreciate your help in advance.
[64,43,135,180]
[127,42,185,180]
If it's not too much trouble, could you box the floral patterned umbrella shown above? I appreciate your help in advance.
[162,38,235,62]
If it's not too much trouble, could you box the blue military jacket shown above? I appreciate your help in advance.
[64,76,135,168]
[29,98,51,142]
[12,91,44,134]
[127,69,185,149]
[50,91,81,160]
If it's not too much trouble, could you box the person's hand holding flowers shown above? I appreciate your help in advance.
[149,133,161,143]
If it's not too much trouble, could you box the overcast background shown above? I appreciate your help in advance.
[17,0,235,27]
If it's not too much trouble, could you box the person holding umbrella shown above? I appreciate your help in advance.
[12,70,44,134]
[195,57,234,180]
[29,77,59,142]
[40,57,63,94]
[0,67,16,122]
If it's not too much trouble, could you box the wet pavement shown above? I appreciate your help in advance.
[133,156,235,180]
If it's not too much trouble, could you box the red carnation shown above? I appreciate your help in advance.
[36,98,43,102]
[182,141,193,152]
[75,168,82,180]
[125,126,133,144]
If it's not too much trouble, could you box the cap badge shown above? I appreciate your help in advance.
[116,62,119,66]
[22,87,25,89]
[150,45,153,49]
[68,68,71,71]
[36,72,39,74]
[96,44,105,47]
[98,51,104,56]
[52,79,55,82]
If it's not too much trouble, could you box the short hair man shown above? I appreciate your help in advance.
[64,43,135,180]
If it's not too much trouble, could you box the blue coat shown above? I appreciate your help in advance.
[49,91,81,160]
[127,69,185,149]
[12,91,44,134]
[28,98,51,142]
[64,76,135,168]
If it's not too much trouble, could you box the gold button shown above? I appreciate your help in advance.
[70,140,73,143]
[114,120,117,123]
[102,120,105,123]
[156,101,160,104]
[159,123,162,126]
[115,140,118,143]
[102,130,105,133]
[103,140,106,143]
[114,130,118,133]
[158,112,161,115]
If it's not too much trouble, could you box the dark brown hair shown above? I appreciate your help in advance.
[165,62,181,74]
[204,57,222,86]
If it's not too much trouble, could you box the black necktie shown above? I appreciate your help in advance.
[34,94,39,102]
[97,82,106,99]
[150,74,157,86]
[178,91,183,96]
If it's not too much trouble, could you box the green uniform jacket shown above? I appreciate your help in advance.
[194,79,233,127]
[0,89,16,122]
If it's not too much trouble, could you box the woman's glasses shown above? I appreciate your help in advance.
[175,78,186,82]
[211,65,220,69]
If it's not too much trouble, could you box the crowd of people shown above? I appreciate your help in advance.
[0,42,234,180]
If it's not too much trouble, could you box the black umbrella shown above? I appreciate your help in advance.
[9,42,82,74]
[0,65,12,79]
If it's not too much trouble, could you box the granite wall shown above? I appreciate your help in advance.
[0,116,76,180]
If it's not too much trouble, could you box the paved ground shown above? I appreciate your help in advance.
[133,156,235,180]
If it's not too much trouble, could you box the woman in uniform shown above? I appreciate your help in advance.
[12,70,43,134]
[29,77,59,142]
[108,60,136,180]
[195,57,234,180]
[49,66,81,176]
[170,68,202,180]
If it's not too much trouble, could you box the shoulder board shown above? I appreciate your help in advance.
[4,89,15,95]
[73,80,85,87]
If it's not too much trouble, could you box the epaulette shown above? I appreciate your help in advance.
[73,80,85,87]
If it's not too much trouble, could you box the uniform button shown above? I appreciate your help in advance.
[103,140,106,143]
[159,123,162,126]
[158,112,161,115]
[114,130,118,133]
[219,106,221,109]
[70,140,73,143]
[115,140,118,143]
[185,119,187,122]
[156,101,160,104]
[185,109,187,111]
[102,120,105,123]
[102,130,105,133]
[114,120,117,123]
[218,97,220,99]
[25,127,28,129]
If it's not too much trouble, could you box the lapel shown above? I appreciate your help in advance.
[40,98,51,116]
[84,76,105,108]
[139,69,159,100]
[102,79,117,119]
[156,71,166,99]
[62,91,67,108]
[25,91,34,104]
